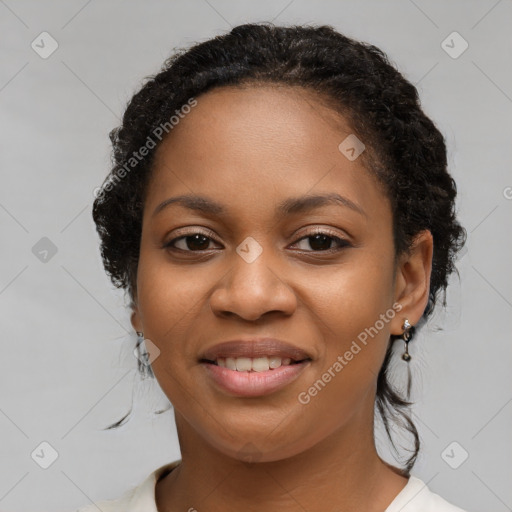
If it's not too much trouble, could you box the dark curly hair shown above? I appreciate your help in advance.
[93,23,466,474]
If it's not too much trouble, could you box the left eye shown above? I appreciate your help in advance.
[292,232,349,252]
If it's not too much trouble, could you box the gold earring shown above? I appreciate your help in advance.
[401,319,413,362]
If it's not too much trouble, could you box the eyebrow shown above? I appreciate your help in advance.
[152,193,367,218]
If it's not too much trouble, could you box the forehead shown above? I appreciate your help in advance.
[146,84,389,225]
[154,84,354,167]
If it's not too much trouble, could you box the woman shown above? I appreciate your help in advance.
[78,23,467,512]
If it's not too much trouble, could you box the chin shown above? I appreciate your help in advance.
[203,425,314,464]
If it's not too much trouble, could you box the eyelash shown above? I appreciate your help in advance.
[163,227,351,254]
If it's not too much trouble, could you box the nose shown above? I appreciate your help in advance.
[209,246,297,322]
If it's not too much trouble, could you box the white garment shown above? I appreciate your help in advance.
[75,460,468,512]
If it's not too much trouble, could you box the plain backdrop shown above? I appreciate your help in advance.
[1,1,511,511]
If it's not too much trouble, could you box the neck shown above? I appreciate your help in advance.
[156,401,408,512]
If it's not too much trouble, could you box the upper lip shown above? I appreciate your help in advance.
[199,338,313,362]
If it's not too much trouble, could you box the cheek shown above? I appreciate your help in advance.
[135,249,207,360]
[286,258,396,437]
[312,255,395,331]
[304,252,396,385]
[135,256,206,411]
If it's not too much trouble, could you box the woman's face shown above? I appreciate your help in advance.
[131,85,426,462]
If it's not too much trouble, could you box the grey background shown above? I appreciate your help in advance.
[1,1,511,511]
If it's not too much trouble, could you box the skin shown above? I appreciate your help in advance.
[130,84,433,512]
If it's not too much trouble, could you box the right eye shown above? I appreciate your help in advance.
[164,232,222,252]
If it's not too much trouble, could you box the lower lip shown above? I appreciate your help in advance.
[201,361,310,397]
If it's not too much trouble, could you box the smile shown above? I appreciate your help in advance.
[200,358,311,397]
[209,355,307,372]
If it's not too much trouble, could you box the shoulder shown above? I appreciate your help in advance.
[386,475,469,512]
[73,459,181,512]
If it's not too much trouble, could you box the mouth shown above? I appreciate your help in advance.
[199,337,313,364]
[198,338,313,397]
[200,355,310,372]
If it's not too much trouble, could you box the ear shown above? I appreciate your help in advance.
[391,230,433,335]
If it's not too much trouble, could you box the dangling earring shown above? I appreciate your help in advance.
[401,319,413,362]
[134,331,155,379]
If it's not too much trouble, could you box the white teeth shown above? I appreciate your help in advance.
[252,357,270,372]
[214,356,296,371]
[235,357,252,372]
[268,356,281,369]
[225,357,237,370]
